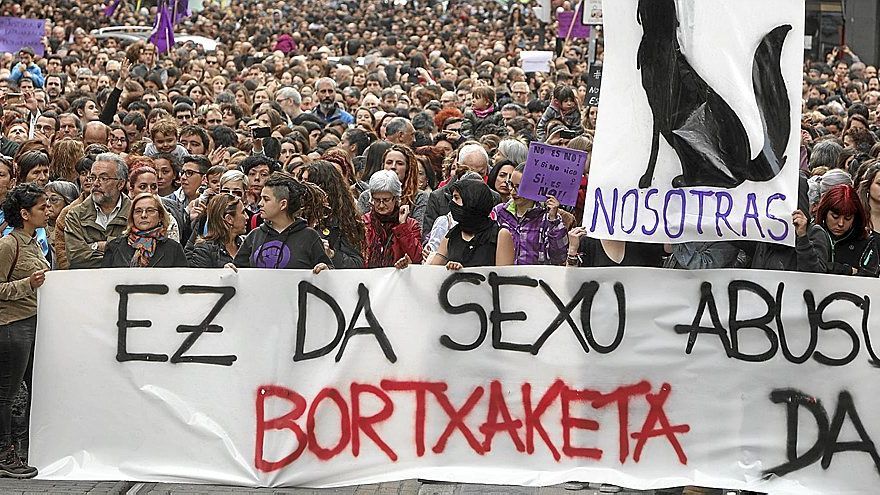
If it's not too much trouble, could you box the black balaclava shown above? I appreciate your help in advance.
[449,179,495,234]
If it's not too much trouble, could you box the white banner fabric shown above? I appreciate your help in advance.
[584,0,804,245]
[31,267,880,494]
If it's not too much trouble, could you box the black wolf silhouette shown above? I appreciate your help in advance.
[636,0,791,188]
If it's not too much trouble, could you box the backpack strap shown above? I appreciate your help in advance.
[5,236,20,282]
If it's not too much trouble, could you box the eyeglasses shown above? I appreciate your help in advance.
[181,169,204,178]
[87,175,122,184]
[47,195,66,204]
[371,196,397,206]
[133,207,160,216]
[505,180,520,191]
[220,188,244,198]
[109,136,127,143]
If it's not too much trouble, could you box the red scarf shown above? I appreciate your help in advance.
[365,209,399,268]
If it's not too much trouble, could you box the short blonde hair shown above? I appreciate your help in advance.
[127,193,172,235]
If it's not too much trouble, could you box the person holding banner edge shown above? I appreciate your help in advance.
[0,183,49,479]
[230,172,332,273]
[431,178,514,269]
[492,163,570,266]
[101,192,188,268]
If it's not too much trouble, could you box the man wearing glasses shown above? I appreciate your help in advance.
[510,82,532,107]
[63,153,132,269]
[166,155,211,218]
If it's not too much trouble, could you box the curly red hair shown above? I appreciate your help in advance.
[434,107,463,130]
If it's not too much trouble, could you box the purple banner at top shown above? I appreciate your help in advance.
[0,17,46,56]
[557,11,590,39]
[518,142,588,206]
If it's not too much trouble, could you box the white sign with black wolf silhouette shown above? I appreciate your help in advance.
[585,0,804,245]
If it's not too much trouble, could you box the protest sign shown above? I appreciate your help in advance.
[582,0,603,25]
[0,17,46,56]
[557,11,590,39]
[32,267,880,494]
[518,142,586,206]
[520,51,553,73]
[584,0,803,245]
[585,65,602,107]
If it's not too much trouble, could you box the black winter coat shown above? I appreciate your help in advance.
[101,236,189,268]
[186,238,238,268]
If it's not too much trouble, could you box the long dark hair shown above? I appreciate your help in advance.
[296,161,365,252]
[360,140,393,182]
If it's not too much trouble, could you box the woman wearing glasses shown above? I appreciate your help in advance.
[101,193,188,268]
[108,125,130,156]
[187,194,248,268]
[357,144,428,227]
[363,170,422,268]
[43,181,78,267]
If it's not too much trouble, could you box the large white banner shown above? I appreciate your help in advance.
[585,0,804,245]
[32,267,880,494]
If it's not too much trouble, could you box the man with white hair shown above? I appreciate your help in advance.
[275,86,303,125]
[64,152,132,269]
[311,77,354,125]
[422,143,499,238]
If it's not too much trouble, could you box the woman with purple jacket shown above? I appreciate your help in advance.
[491,163,569,265]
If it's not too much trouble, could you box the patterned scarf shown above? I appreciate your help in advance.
[127,226,165,267]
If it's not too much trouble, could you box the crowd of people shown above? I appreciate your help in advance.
[0,0,878,490]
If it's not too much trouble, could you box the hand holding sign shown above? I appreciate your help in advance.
[517,142,587,207]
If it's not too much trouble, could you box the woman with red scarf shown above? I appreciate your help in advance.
[102,193,188,268]
[363,170,422,268]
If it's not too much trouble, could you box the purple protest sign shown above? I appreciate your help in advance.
[518,142,587,207]
[0,17,46,56]
[557,11,590,39]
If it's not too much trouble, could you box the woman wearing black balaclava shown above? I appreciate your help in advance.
[430,179,514,269]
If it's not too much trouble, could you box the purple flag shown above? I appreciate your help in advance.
[148,3,175,53]
[103,0,122,17]
[173,0,190,24]
[557,11,590,39]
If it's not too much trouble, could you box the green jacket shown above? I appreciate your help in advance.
[63,195,131,269]
[0,229,50,325]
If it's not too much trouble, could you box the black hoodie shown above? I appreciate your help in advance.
[233,218,333,269]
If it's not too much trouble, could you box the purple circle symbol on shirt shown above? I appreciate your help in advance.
[253,240,291,268]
